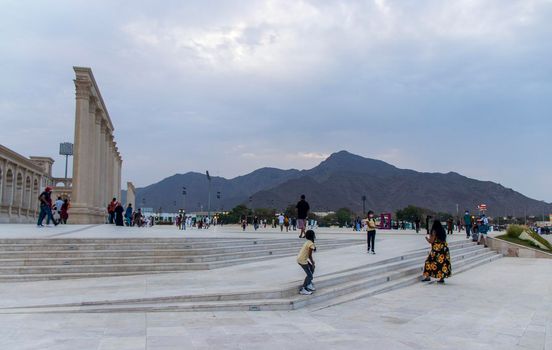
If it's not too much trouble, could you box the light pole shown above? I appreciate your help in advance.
[182,186,187,211]
[59,142,73,181]
[361,195,367,216]
[206,171,212,220]
[217,191,221,212]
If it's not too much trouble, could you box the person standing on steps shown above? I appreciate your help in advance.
[464,210,472,239]
[422,220,452,284]
[478,214,489,248]
[297,230,316,295]
[296,194,310,238]
[366,210,377,254]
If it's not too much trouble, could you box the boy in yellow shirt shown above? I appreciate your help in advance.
[297,230,316,295]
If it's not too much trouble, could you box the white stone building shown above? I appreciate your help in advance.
[0,144,55,223]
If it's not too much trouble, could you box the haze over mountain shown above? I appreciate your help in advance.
[127,151,551,217]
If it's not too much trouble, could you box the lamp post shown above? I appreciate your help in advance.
[206,171,212,220]
[361,195,367,215]
[59,142,73,181]
[182,186,187,211]
[217,191,221,212]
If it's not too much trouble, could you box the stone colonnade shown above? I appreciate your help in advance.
[70,67,122,224]
[0,145,53,223]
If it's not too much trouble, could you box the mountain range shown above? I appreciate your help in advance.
[124,151,551,217]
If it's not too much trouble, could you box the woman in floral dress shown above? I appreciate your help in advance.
[422,220,452,284]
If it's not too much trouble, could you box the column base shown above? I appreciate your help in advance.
[68,204,107,224]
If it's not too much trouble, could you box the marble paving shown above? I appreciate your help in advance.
[0,258,549,349]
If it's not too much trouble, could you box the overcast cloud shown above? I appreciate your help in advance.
[1,0,551,201]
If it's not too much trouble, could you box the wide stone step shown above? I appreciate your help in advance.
[0,246,499,312]
[0,248,501,313]
[0,242,358,266]
[0,239,358,258]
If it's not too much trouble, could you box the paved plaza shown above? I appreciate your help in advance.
[0,225,548,349]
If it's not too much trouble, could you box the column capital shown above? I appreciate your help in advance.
[74,79,92,100]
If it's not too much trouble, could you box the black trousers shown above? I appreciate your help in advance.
[367,230,376,251]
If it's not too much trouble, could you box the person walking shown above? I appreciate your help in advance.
[60,198,69,224]
[284,216,290,232]
[447,217,454,235]
[422,220,452,284]
[297,230,316,295]
[114,201,124,226]
[133,209,142,227]
[296,195,310,238]
[37,187,57,227]
[414,217,421,233]
[54,196,64,215]
[366,211,377,254]
[425,215,432,235]
[253,216,259,231]
[464,210,472,239]
[125,203,133,226]
[278,213,285,232]
[478,215,489,247]
[107,198,117,224]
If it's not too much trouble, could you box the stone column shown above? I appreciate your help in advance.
[71,78,92,208]
[113,145,119,200]
[93,111,102,210]
[99,122,107,210]
[117,154,122,200]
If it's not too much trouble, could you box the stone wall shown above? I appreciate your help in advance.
[487,237,552,259]
[0,145,54,223]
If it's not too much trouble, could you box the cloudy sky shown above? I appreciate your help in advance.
[1,0,551,201]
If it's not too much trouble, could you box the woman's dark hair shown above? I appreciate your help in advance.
[367,210,374,216]
[305,229,316,242]
[431,219,447,242]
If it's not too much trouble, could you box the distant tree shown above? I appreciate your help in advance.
[222,204,250,224]
[318,213,337,227]
[253,208,276,220]
[284,204,297,218]
[335,207,353,227]
[395,205,433,222]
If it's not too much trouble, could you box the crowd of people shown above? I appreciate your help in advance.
[36,187,69,227]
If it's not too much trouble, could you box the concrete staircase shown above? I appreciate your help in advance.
[0,240,501,313]
[0,237,360,281]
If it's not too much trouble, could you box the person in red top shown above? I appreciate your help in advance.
[60,198,70,224]
[107,198,117,224]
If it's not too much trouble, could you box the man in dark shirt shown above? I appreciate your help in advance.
[296,194,310,238]
[37,186,57,227]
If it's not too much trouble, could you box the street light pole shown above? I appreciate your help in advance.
[182,186,187,211]
[206,171,211,220]
[361,195,366,216]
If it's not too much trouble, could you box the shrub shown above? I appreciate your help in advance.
[526,230,552,251]
[506,225,524,238]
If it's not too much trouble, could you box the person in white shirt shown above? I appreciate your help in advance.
[54,197,64,212]
[278,214,285,232]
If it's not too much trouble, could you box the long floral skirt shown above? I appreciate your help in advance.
[423,241,452,279]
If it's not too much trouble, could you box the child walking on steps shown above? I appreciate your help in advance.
[297,230,316,295]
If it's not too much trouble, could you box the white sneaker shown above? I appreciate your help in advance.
[306,283,316,291]
[299,288,313,295]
